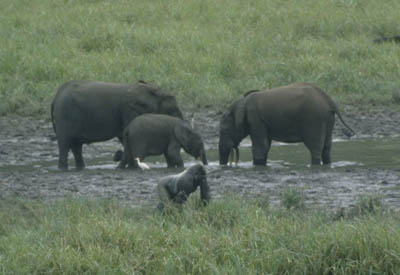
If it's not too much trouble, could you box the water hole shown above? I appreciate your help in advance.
[1,137,398,172]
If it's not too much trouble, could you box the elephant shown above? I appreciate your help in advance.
[51,80,183,170]
[115,113,208,169]
[218,83,355,166]
[156,164,210,210]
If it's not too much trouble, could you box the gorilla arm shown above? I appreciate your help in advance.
[157,176,178,209]
[199,178,210,206]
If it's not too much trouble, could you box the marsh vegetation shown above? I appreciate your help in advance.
[1,0,400,116]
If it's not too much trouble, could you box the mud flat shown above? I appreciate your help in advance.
[0,107,399,212]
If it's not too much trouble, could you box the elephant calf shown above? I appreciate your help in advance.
[117,114,208,169]
[157,164,210,210]
[219,83,355,166]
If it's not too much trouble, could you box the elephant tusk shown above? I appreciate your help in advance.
[228,148,234,166]
[234,147,239,165]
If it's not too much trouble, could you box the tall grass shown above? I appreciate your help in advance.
[1,0,400,116]
[0,197,399,274]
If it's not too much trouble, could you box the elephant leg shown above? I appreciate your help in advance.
[252,140,271,166]
[322,141,332,165]
[126,151,139,169]
[322,121,334,165]
[57,137,70,170]
[303,126,326,166]
[165,144,183,168]
[247,112,270,166]
[121,134,137,169]
[116,149,128,169]
[116,158,127,169]
[249,128,270,166]
[127,160,139,169]
[71,142,85,170]
[304,141,323,165]
[115,135,126,168]
[165,153,184,168]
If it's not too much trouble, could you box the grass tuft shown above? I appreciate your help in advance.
[280,187,306,211]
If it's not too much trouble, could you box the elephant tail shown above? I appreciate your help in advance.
[50,100,56,134]
[332,106,355,137]
[336,111,355,137]
[317,86,355,138]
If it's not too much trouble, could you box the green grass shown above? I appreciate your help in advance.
[0,197,399,274]
[1,0,400,116]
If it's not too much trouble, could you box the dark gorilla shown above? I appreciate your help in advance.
[157,164,210,210]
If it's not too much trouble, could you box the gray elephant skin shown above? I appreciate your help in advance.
[219,83,354,166]
[157,164,210,210]
[117,113,207,169]
[51,80,183,170]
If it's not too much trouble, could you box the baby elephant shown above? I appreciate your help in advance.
[157,164,210,210]
[118,114,208,169]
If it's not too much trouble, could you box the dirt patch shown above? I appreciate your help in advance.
[1,105,400,212]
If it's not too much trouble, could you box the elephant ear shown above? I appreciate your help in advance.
[127,82,183,119]
[233,90,257,128]
[233,97,246,131]
[174,123,197,152]
[126,85,159,115]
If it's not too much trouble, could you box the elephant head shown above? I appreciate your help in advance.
[218,96,250,165]
[174,123,208,165]
[124,81,183,127]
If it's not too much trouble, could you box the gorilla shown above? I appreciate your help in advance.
[156,164,210,210]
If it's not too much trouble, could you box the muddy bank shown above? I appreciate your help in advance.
[1,166,399,210]
[0,105,400,212]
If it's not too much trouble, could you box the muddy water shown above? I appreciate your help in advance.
[222,137,400,170]
[1,135,399,212]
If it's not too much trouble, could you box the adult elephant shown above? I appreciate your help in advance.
[51,80,183,170]
[219,83,354,166]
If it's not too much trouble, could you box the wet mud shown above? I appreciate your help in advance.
[0,106,399,212]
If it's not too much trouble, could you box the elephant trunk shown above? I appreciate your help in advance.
[228,147,239,166]
[234,147,239,164]
[228,148,234,165]
[201,151,208,165]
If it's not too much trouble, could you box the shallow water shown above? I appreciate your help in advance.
[197,136,400,170]
[1,137,399,172]
[1,137,399,211]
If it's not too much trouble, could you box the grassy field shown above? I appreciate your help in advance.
[1,0,400,116]
[0,196,399,274]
